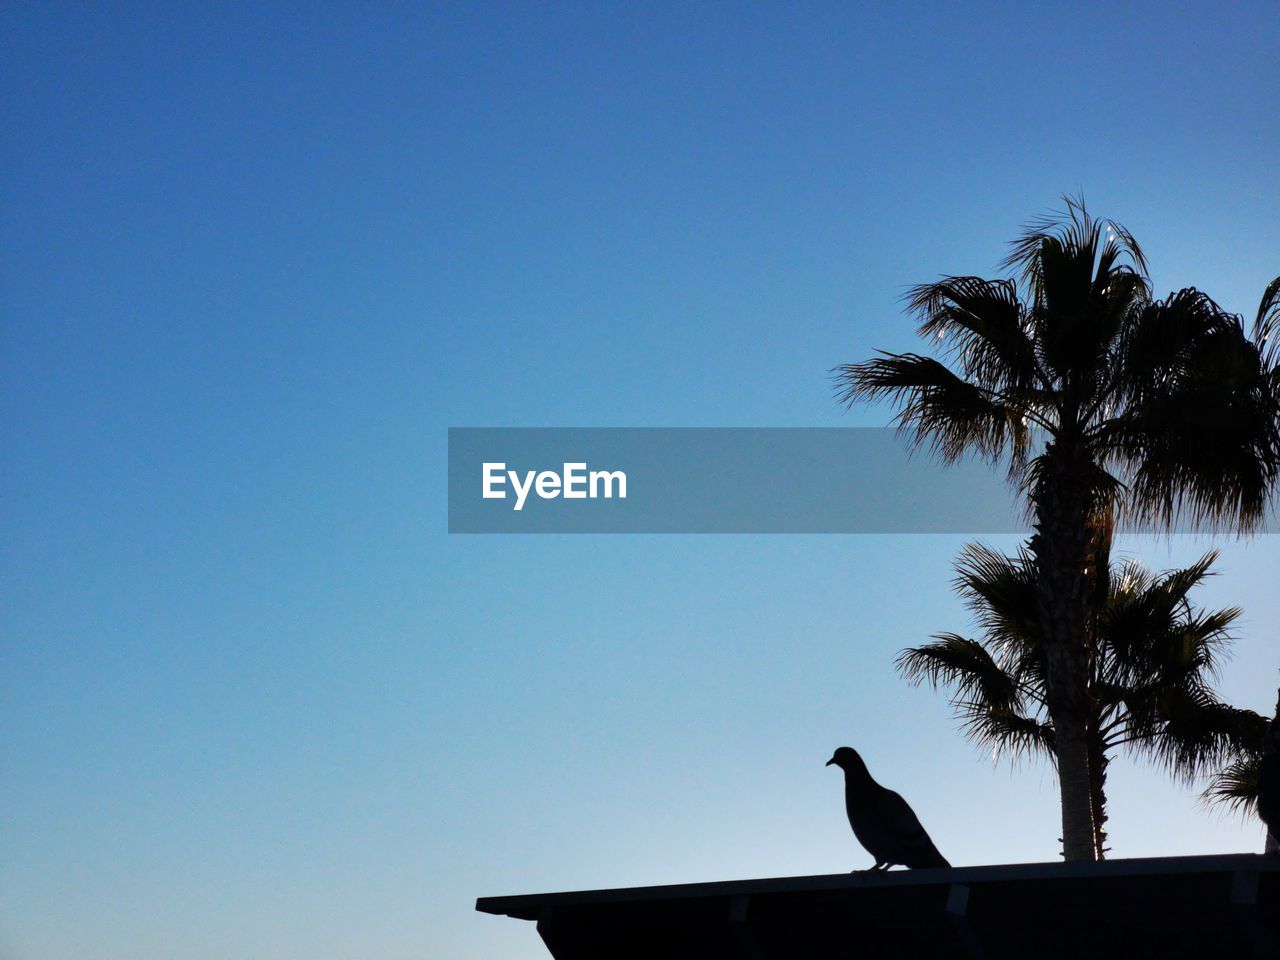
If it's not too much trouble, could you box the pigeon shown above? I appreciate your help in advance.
[826,746,950,871]
[1259,688,1280,854]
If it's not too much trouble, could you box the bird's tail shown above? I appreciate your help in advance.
[920,841,950,869]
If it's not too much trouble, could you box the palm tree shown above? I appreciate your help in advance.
[898,544,1265,857]
[1203,737,1268,816]
[1203,686,1279,852]
[836,197,1280,859]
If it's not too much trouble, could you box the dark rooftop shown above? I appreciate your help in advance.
[478,853,1279,959]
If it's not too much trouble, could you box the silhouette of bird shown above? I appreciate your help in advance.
[826,746,950,871]
[1259,688,1280,854]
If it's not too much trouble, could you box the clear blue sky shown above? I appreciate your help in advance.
[3,4,1278,958]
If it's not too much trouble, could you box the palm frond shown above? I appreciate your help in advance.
[833,353,1024,462]
[1152,550,1219,609]
[895,634,1022,711]
[950,542,1041,655]
[1127,695,1267,785]
[905,276,1041,393]
[955,700,1055,764]
[1202,754,1262,815]
[1254,275,1280,367]
[1199,697,1272,813]
[1002,195,1148,333]
[1109,332,1280,531]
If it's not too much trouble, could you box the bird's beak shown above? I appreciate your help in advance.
[824,758,835,767]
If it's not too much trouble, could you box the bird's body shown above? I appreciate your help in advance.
[827,746,950,871]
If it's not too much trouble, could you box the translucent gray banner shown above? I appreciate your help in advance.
[447,428,1029,533]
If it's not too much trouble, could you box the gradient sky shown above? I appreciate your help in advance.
[3,4,1279,959]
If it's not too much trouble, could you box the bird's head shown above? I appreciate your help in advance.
[825,746,866,773]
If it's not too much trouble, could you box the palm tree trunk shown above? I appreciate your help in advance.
[1088,727,1109,859]
[1087,526,1112,861]
[1029,437,1100,862]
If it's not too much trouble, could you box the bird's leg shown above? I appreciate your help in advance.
[852,862,888,874]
